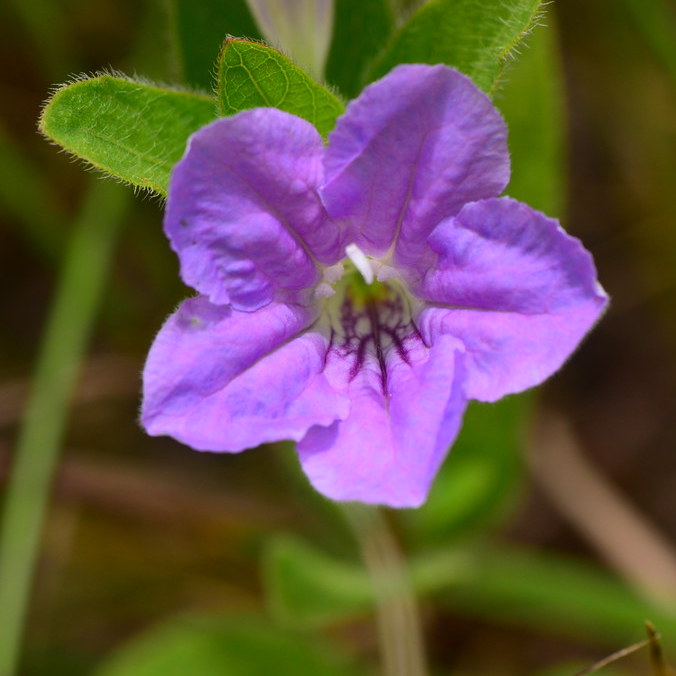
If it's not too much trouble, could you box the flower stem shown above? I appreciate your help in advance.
[341,504,428,676]
[0,180,127,675]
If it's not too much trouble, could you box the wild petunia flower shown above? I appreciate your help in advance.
[142,64,607,507]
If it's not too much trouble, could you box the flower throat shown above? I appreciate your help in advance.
[324,245,422,392]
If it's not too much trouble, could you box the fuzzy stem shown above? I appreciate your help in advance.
[341,504,427,676]
[0,181,127,675]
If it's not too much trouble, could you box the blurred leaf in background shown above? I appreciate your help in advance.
[263,533,676,652]
[325,0,394,98]
[168,0,261,89]
[94,615,365,676]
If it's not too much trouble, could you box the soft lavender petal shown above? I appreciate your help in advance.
[165,109,343,311]
[297,334,467,507]
[321,64,509,266]
[414,198,608,401]
[142,296,349,450]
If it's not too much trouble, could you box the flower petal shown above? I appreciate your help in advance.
[142,296,349,450]
[297,334,467,507]
[321,64,509,265]
[416,198,608,401]
[165,109,343,311]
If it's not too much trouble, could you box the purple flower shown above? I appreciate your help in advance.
[142,64,607,507]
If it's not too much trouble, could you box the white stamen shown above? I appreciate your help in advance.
[345,243,374,285]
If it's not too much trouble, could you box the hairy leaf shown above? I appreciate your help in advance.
[217,38,344,137]
[368,0,545,93]
[40,75,217,196]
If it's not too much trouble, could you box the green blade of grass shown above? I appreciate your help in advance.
[0,180,129,675]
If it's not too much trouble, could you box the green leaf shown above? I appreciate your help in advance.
[217,38,344,137]
[263,536,473,629]
[434,547,676,648]
[367,0,545,93]
[403,395,530,546]
[39,75,217,197]
[325,0,395,98]
[168,0,261,89]
[263,535,676,650]
[499,23,566,216]
[263,535,374,628]
[94,615,364,676]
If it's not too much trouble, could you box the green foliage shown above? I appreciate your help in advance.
[217,38,344,138]
[325,0,395,98]
[499,23,566,216]
[35,4,552,203]
[38,41,345,199]
[39,75,217,197]
[436,547,676,647]
[168,0,261,89]
[94,615,364,676]
[368,0,545,93]
[264,535,374,628]
[263,535,676,651]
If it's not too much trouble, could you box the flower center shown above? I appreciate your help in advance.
[320,245,424,392]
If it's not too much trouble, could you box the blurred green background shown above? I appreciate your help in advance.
[0,0,675,674]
